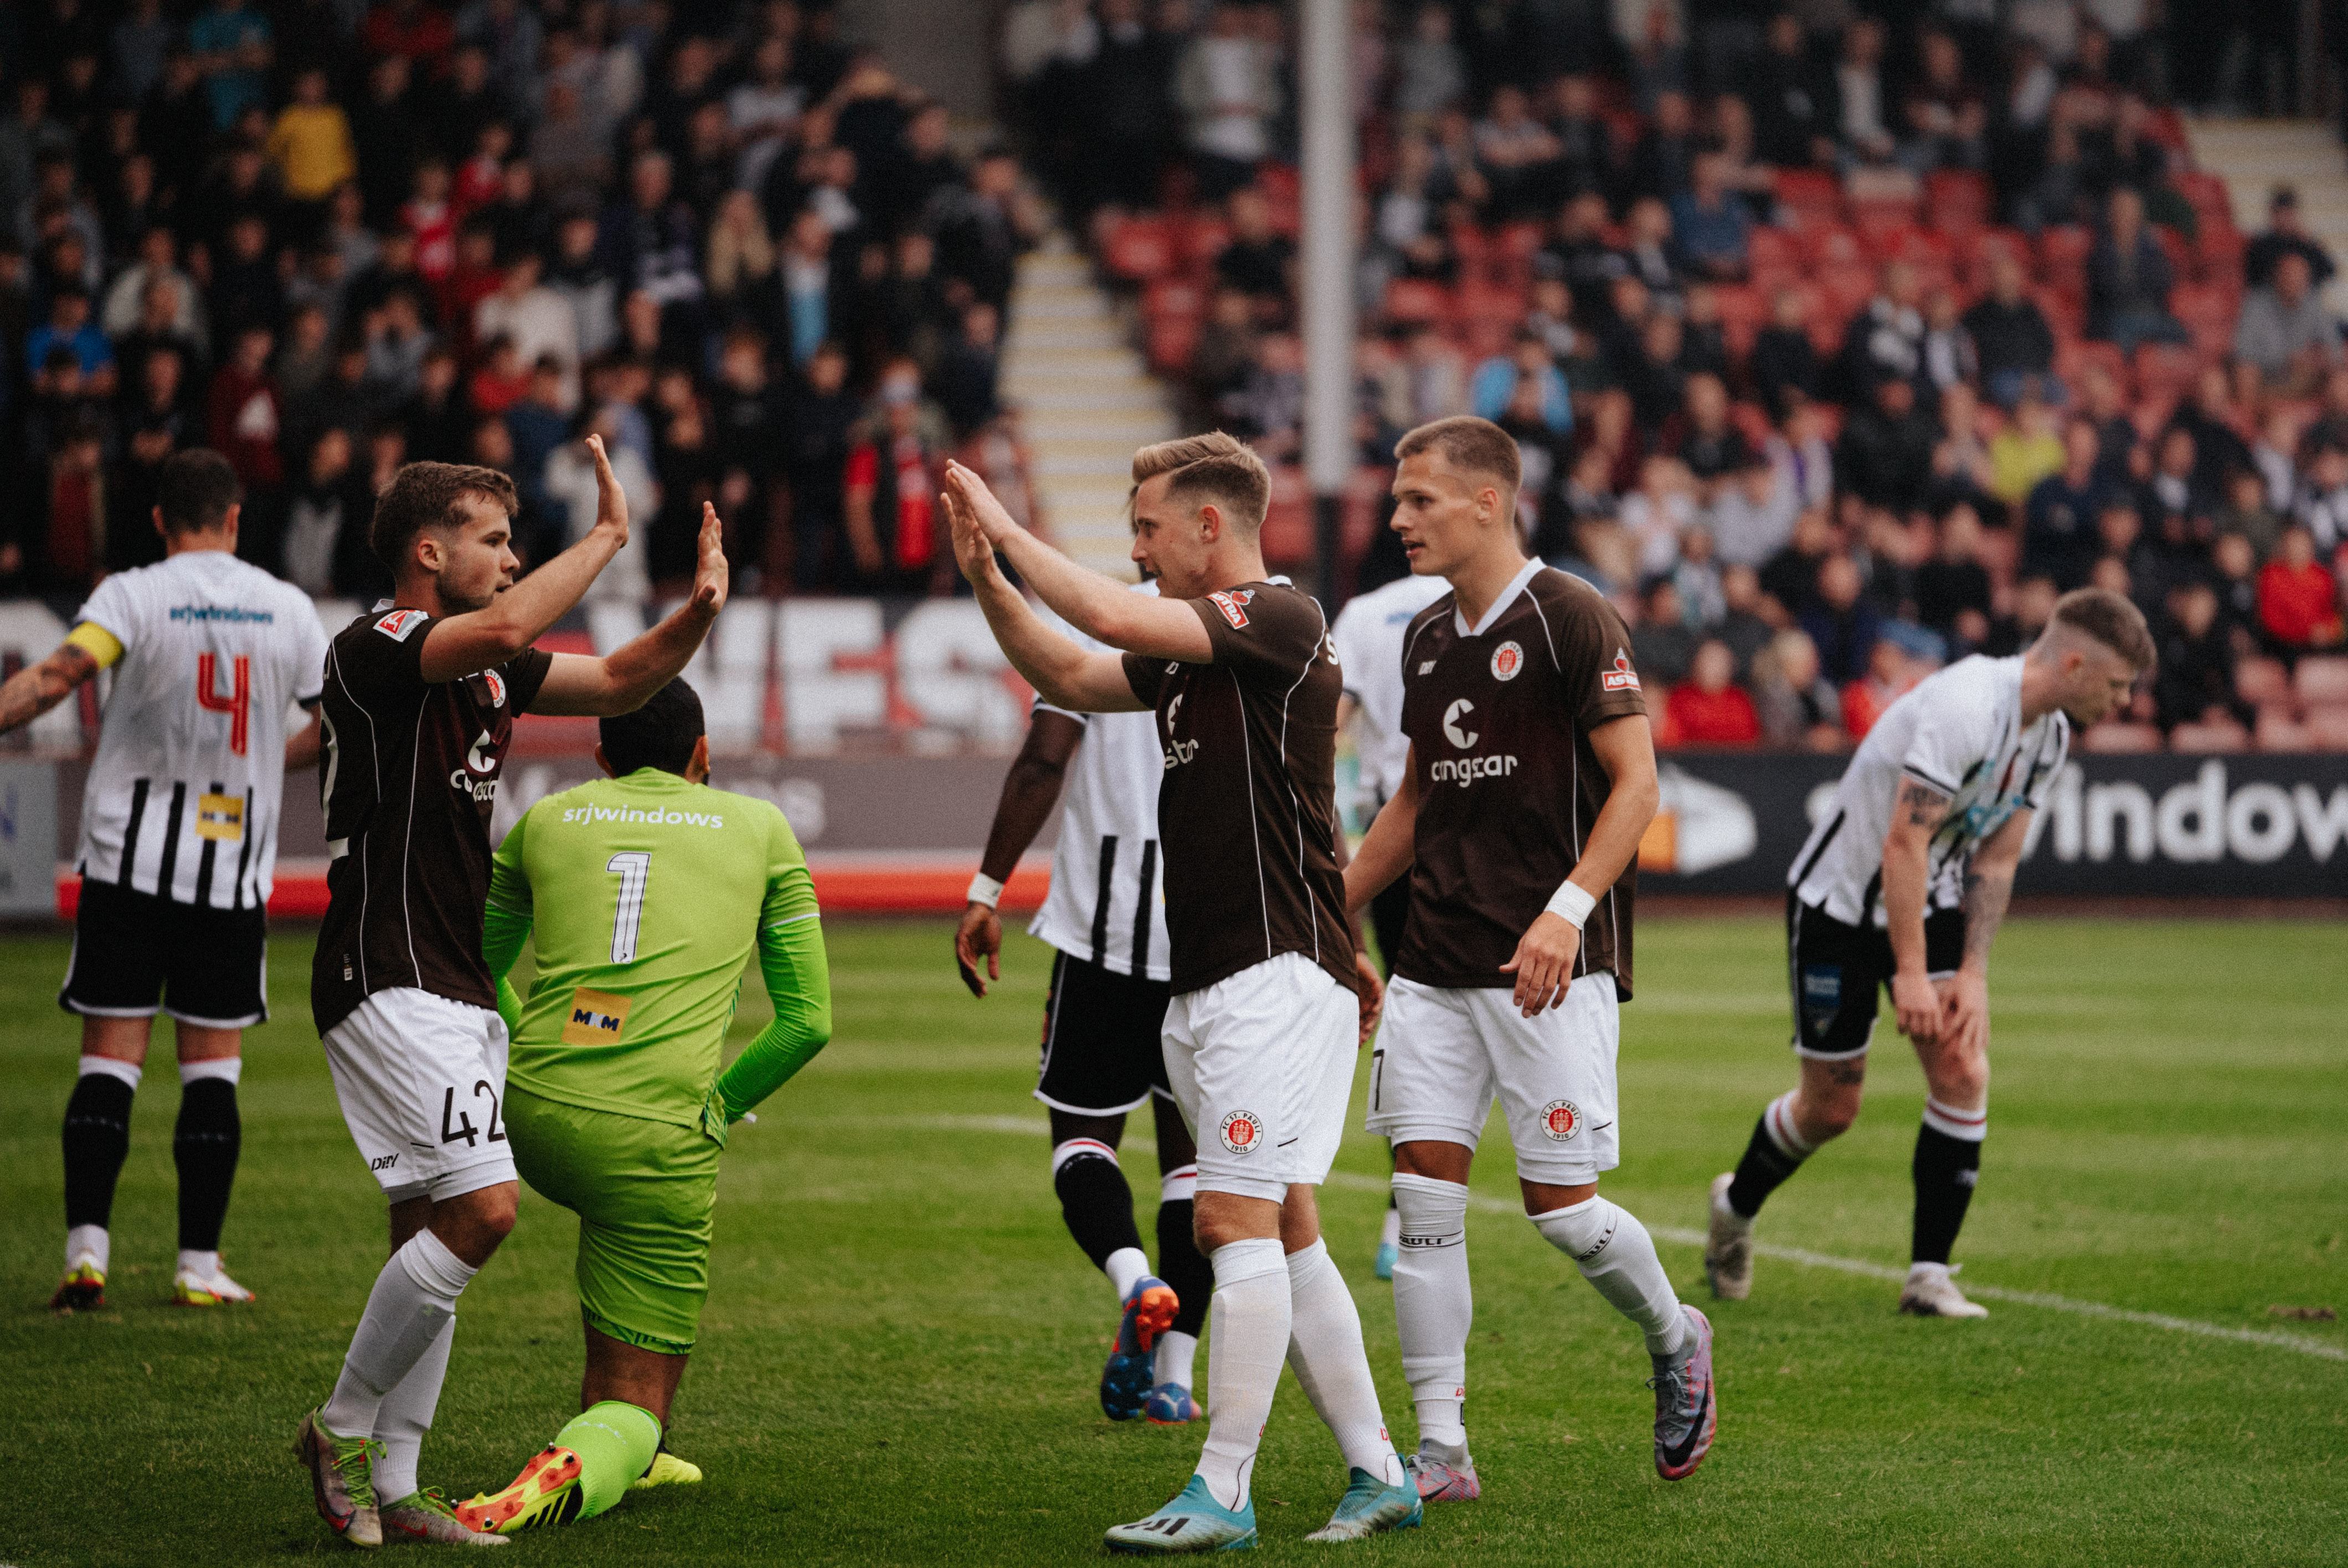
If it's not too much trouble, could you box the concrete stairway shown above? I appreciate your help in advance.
[1000,235,1177,579]
[2184,118,2348,307]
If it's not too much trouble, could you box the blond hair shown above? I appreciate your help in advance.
[1130,431,1270,532]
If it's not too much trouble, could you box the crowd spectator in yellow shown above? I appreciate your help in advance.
[1987,388,2066,508]
[266,66,356,213]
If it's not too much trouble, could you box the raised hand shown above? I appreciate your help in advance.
[944,476,1004,589]
[690,500,730,618]
[941,459,1021,546]
[586,434,630,545]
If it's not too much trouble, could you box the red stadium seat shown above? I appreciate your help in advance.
[2079,721,2165,753]
[2170,719,2251,754]
[2305,706,2348,751]
[1257,163,1300,205]
[1103,215,1177,282]
[1177,215,1230,272]
[2037,224,2093,277]
[1143,276,1205,324]
[1729,400,1775,451]
[2236,657,2290,708]
[2134,342,2202,404]
[2172,169,2232,224]
[1145,317,1199,375]
[1925,170,1992,233]
[2198,221,2247,277]
[1748,225,1801,271]
[1775,168,1842,215]
[1382,278,1455,325]
[2294,656,2348,706]
[1803,223,1866,266]
[2256,710,2314,751]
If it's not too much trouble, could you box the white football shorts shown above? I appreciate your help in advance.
[1365,972,1621,1185]
[323,987,517,1204]
[1162,952,1360,1203]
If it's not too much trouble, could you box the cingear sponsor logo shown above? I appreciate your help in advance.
[1428,754,1518,786]
[1219,1110,1263,1154]
[448,770,500,801]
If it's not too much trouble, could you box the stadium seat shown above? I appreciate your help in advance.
[2257,710,2314,751]
[1748,226,1801,272]
[1177,215,1231,272]
[1925,170,1992,234]
[1383,278,1455,325]
[2153,223,2196,283]
[2037,225,2093,290]
[2236,657,2290,708]
[1143,276,1205,325]
[2079,721,2165,753]
[1729,400,1775,451]
[2305,706,2348,751]
[1774,168,1844,229]
[2294,656,2348,706]
[2134,342,2202,404]
[1146,316,1199,375]
[2170,719,2251,753]
[2197,221,2247,278]
[1103,215,1177,282]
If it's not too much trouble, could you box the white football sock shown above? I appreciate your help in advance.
[177,1249,220,1279]
[1390,1173,1471,1450]
[1195,1237,1289,1512]
[78,1055,142,1090]
[1154,1329,1199,1391]
[320,1230,477,1436]
[1105,1246,1151,1303]
[1532,1196,1688,1361]
[66,1224,109,1272]
[1284,1240,1407,1487]
[371,1315,453,1504]
[1378,1205,1402,1251]
[178,1057,243,1085]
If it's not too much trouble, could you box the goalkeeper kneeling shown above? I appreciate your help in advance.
[460,679,831,1534]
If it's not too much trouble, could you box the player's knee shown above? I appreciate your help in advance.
[1932,1054,1988,1107]
[1803,1089,1863,1141]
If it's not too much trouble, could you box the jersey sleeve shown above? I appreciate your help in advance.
[758,799,819,928]
[503,646,557,714]
[73,574,140,658]
[1899,680,1997,799]
[1191,584,1320,687]
[1123,651,1169,708]
[1546,579,1649,730]
[1330,600,1373,704]
[487,803,533,917]
[291,594,331,704]
[331,606,434,703]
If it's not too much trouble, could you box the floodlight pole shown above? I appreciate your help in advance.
[1299,0,1356,610]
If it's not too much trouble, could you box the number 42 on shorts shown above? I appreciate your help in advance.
[441,1079,508,1148]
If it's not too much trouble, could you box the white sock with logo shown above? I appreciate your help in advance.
[370,1316,453,1504]
[1284,1240,1407,1487]
[1532,1196,1688,1361]
[1154,1329,1199,1392]
[1194,1237,1289,1512]
[66,1223,110,1273]
[1390,1173,1471,1450]
[320,1230,478,1437]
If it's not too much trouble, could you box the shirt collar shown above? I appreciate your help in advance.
[1453,558,1544,638]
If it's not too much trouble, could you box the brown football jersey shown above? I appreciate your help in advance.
[311,604,554,1034]
[1123,580,1358,997]
[1392,564,1647,996]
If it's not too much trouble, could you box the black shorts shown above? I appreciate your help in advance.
[1036,950,1173,1116]
[61,880,270,1029]
[1785,893,1964,1060]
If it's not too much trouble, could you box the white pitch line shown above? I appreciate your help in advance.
[919,1116,2347,1364]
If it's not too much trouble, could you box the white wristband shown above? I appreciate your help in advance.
[966,873,1005,910]
[1545,879,1597,930]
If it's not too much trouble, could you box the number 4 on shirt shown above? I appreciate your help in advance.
[196,653,251,756]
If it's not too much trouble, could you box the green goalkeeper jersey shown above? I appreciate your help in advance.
[488,767,823,1130]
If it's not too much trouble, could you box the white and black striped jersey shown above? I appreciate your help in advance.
[1331,571,1451,807]
[1027,584,1170,982]
[1791,654,2069,927]
[71,550,328,909]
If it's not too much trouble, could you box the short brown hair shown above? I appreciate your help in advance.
[1394,415,1522,494]
[1130,431,1270,532]
[156,448,242,535]
[370,461,521,569]
[2050,586,2155,671]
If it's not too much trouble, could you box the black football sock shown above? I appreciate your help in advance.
[63,1068,136,1232]
[1052,1141,1145,1273]
[174,1076,243,1252]
[1911,1122,1983,1266]
[1156,1198,1211,1338]
[1724,1091,1816,1219]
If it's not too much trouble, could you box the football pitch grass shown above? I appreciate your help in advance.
[1,915,2342,1567]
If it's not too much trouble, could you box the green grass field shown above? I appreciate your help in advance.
[2,916,2342,1567]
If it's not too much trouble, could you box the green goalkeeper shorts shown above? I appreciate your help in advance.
[503,1085,722,1356]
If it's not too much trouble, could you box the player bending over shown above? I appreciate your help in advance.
[452,679,831,1534]
[947,436,1422,1553]
[1703,587,2153,1317]
[1343,418,1717,1500]
[955,576,1213,1425]
[0,451,326,1312]
[294,443,727,1548]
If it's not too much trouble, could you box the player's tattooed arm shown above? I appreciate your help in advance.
[1882,778,1953,1044]
[0,642,97,735]
[1957,807,2030,974]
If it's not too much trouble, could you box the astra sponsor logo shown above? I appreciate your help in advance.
[1601,648,1640,691]
[1428,754,1519,786]
[1207,589,1254,628]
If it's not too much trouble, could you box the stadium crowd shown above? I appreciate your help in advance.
[1067,1,2348,752]
[0,0,1046,615]
[3,0,2346,754]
